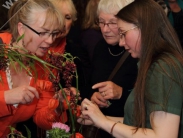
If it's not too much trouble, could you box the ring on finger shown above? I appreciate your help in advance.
[84,104,88,110]
[103,91,106,97]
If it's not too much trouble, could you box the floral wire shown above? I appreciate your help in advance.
[46,52,78,135]
[75,68,79,104]
[58,73,77,135]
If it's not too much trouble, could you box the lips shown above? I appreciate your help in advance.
[39,47,50,54]
[124,47,130,51]
[40,47,49,51]
[104,35,114,38]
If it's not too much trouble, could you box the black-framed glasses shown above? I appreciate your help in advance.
[119,26,138,39]
[97,21,118,29]
[21,22,61,40]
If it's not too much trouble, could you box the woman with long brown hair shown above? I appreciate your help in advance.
[78,0,183,138]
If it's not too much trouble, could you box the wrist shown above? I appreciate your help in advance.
[4,90,10,104]
[110,121,120,136]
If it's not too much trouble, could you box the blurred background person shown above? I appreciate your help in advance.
[165,0,183,47]
[79,0,103,101]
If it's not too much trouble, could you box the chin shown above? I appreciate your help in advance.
[131,53,138,58]
[36,52,45,57]
[105,39,118,45]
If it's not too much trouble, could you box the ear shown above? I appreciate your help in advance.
[17,22,25,36]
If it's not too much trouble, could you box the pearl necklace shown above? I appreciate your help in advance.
[6,65,18,108]
[108,47,124,56]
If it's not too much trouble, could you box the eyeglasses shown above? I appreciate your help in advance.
[119,26,138,39]
[21,22,61,40]
[97,21,118,29]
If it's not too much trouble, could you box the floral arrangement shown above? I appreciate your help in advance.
[48,122,83,138]
[0,37,83,138]
[48,122,71,138]
[44,51,82,138]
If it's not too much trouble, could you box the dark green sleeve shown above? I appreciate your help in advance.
[145,60,183,116]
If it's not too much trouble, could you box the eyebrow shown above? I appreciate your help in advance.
[39,27,49,32]
[41,27,59,32]
[109,19,117,22]
[98,18,117,22]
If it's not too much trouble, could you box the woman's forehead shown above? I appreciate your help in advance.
[28,11,46,25]
[58,2,72,13]
[29,11,60,31]
[98,12,117,21]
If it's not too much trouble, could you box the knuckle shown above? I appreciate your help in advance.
[20,97,24,101]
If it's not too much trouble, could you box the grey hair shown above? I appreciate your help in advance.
[97,0,134,15]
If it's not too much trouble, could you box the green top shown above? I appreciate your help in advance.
[124,58,183,137]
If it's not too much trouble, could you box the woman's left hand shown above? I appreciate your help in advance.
[77,98,107,128]
[77,114,94,125]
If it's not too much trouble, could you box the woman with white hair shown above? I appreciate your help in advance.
[82,0,138,137]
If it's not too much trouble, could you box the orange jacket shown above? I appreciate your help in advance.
[0,33,67,137]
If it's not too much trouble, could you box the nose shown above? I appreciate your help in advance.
[102,25,111,33]
[44,35,54,44]
[119,37,125,47]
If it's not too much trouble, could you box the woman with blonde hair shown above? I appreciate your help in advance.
[16,0,78,136]
[0,0,66,137]
[49,0,77,54]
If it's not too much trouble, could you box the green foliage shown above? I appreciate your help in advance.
[16,34,24,43]
[24,125,31,138]
[0,43,57,79]
[4,34,80,137]
[7,126,29,138]
[48,128,72,138]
